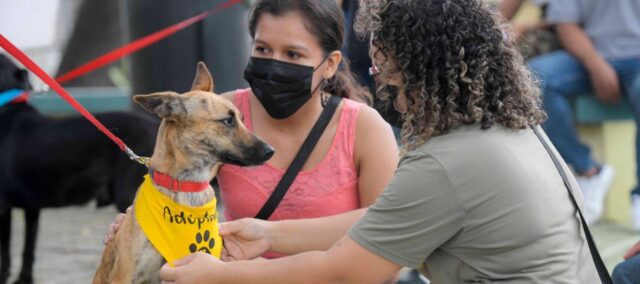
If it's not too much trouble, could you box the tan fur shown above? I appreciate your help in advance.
[93,63,272,283]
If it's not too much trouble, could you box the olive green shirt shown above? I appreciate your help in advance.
[349,125,599,283]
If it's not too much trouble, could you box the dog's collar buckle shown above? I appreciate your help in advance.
[148,168,209,193]
[169,179,181,192]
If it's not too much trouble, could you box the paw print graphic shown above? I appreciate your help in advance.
[189,230,216,254]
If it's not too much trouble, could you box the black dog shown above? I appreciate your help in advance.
[0,56,158,284]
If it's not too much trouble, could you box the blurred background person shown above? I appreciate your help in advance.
[529,0,640,227]
[499,0,561,60]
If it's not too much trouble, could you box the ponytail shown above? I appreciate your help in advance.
[323,58,373,106]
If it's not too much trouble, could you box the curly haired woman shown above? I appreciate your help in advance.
[159,0,603,283]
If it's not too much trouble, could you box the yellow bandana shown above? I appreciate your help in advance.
[134,174,222,266]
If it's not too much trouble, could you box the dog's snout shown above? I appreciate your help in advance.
[262,145,275,160]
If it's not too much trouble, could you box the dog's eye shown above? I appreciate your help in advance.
[221,117,235,127]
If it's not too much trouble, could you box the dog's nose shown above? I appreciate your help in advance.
[263,145,275,159]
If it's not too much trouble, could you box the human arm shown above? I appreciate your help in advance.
[554,23,620,103]
[500,0,526,21]
[220,208,366,260]
[164,152,464,283]
[624,240,640,260]
[354,106,400,207]
[501,0,551,41]
[161,235,401,284]
[547,1,621,103]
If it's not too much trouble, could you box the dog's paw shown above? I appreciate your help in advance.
[189,230,215,254]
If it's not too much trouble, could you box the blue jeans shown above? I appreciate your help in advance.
[612,254,640,284]
[529,51,640,194]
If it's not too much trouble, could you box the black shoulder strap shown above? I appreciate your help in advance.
[255,95,342,220]
[532,126,612,284]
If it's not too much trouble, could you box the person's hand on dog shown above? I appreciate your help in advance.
[219,218,271,261]
[103,206,132,244]
[160,252,222,283]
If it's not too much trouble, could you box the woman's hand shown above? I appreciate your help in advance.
[159,252,223,284]
[103,206,131,244]
[624,240,640,260]
[587,57,621,104]
[219,218,272,261]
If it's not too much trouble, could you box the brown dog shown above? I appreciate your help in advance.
[92,62,274,283]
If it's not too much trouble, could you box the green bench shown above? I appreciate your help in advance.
[575,96,635,123]
[30,87,132,115]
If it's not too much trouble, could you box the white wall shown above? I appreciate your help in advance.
[0,0,80,89]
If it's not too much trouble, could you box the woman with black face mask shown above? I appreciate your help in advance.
[207,0,399,263]
[215,0,399,258]
[104,0,398,259]
[103,0,399,246]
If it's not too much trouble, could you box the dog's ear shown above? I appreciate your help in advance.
[190,62,214,92]
[133,92,186,120]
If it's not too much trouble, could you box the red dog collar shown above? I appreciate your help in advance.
[11,91,29,104]
[149,169,210,193]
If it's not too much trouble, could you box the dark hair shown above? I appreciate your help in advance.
[356,0,546,152]
[249,0,372,105]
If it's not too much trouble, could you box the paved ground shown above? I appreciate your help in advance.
[6,204,117,284]
[4,205,639,283]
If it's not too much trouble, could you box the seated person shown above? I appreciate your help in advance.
[529,0,640,227]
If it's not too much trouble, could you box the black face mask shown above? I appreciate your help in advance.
[374,85,403,128]
[244,57,325,119]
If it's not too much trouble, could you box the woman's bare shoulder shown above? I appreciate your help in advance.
[354,105,398,157]
[355,105,392,136]
[219,90,236,102]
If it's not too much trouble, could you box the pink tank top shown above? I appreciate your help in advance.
[217,89,363,223]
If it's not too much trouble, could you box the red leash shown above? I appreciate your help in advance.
[0,0,242,165]
[150,169,210,193]
[0,34,148,165]
[55,0,242,84]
